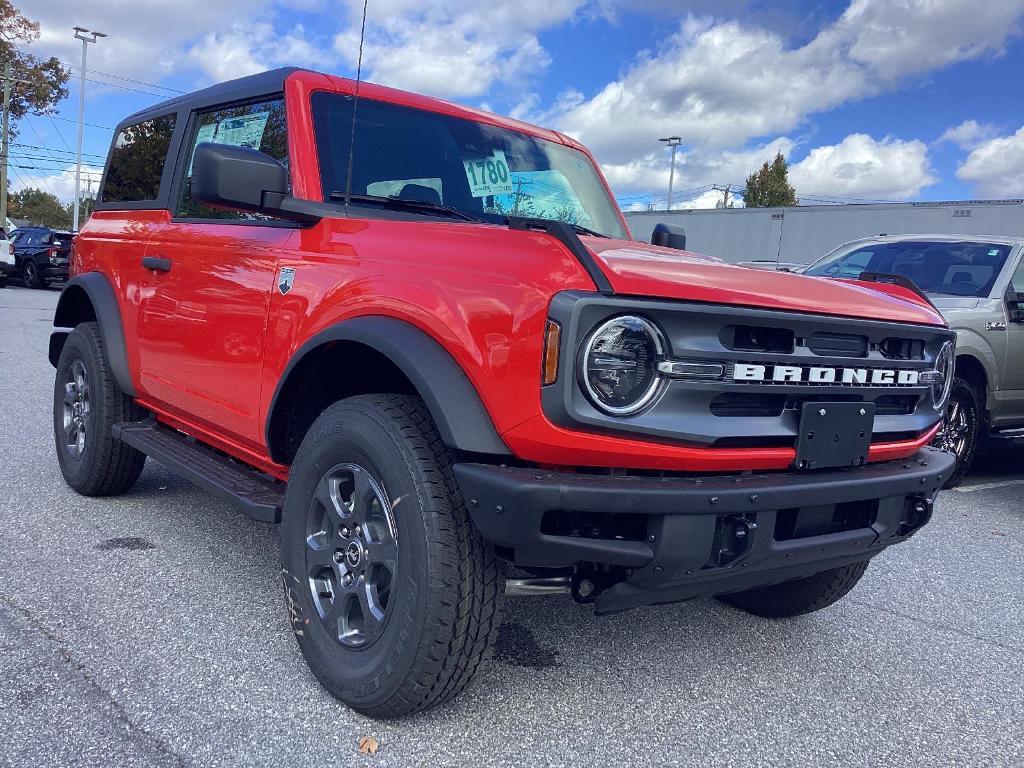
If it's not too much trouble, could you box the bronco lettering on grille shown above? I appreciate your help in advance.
[733,363,921,385]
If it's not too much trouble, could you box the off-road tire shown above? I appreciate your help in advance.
[22,260,43,289]
[717,560,869,618]
[280,394,505,718]
[933,377,981,489]
[53,322,146,495]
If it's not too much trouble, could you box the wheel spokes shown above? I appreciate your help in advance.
[304,462,398,649]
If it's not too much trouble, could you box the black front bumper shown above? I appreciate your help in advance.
[454,447,955,613]
[0,261,13,277]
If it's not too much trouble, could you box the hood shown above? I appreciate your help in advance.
[583,239,945,327]
[928,296,982,313]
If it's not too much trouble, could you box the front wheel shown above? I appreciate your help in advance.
[932,377,981,489]
[53,322,146,495]
[280,394,504,718]
[718,560,869,618]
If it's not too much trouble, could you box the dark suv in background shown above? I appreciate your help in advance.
[11,226,74,289]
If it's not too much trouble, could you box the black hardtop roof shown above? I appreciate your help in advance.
[117,67,306,130]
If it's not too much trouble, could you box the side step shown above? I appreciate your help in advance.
[113,420,284,523]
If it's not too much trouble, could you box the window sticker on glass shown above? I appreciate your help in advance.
[463,150,513,198]
[189,112,270,172]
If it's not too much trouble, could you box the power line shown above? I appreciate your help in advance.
[48,114,114,131]
[46,116,75,152]
[61,61,185,95]
[12,142,106,162]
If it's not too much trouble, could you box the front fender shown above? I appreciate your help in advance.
[50,272,134,396]
[266,316,510,462]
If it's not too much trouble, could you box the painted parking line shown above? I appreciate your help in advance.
[954,478,1024,493]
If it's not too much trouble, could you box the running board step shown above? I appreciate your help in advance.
[113,420,284,523]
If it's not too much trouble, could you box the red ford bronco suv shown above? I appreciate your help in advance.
[50,68,956,718]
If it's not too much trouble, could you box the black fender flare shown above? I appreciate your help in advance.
[266,316,510,462]
[49,273,135,397]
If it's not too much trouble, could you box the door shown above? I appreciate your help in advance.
[135,96,292,449]
[998,250,1024,423]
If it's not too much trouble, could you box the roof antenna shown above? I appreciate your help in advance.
[343,0,369,209]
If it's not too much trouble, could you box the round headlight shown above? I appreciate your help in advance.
[580,315,665,415]
[932,340,955,411]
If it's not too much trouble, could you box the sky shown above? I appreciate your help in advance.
[12,0,1024,210]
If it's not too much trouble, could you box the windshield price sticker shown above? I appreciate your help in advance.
[463,151,513,198]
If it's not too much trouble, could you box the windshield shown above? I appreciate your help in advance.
[804,240,1013,297]
[310,92,627,239]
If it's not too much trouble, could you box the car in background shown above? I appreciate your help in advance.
[0,228,14,287]
[804,234,1024,487]
[11,226,74,289]
[738,259,805,272]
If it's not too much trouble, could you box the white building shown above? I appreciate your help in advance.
[624,199,1024,266]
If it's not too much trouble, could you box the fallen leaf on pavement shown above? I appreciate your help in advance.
[358,736,379,755]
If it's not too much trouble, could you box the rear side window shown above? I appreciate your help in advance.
[176,97,288,220]
[102,114,177,203]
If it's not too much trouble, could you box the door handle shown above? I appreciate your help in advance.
[142,256,172,273]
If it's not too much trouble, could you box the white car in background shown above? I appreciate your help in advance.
[0,228,14,288]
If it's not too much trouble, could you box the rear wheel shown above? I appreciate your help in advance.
[718,560,869,618]
[932,377,980,489]
[22,260,43,289]
[280,394,504,718]
[53,322,146,495]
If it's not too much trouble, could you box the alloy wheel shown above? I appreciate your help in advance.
[62,359,90,459]
[305,463,398,649]
[935,396,970,460]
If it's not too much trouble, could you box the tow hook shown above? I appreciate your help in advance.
[899,496,933,535]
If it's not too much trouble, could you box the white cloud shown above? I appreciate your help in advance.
[936,120,999,150]
[789,133,936,200]
[332,0,585,99]
[545,0,1024,171]
[187,23,329,82]
[605,137,794,195]
[957,126,1024,198]
[10,163,105,204]
[29,0,278,81]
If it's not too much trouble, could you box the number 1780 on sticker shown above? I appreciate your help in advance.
[463,151,514,197]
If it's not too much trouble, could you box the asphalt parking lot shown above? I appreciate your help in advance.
[1,285,1022,768]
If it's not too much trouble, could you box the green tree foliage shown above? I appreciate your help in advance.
[1,2,71,141]
[9,187,70,228]
[742,152,798,208]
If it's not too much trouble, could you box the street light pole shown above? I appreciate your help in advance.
[659,136,682,212]
[72,26,106,232]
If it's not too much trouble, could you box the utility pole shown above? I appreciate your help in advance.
[73,26,106,232]
[659,136,682,211]
[0,61,12,229]
[712,184,732,208]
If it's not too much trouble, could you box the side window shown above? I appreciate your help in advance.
[102,114,177,203]
[1010,257,1024,295]
[176,97,288,220]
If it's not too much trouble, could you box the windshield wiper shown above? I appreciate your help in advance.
[329,192,482,223]
[505,215,609,238]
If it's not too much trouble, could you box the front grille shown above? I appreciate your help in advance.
[544,291,954,451]
[880,337,925,360]
[807,332,868,357]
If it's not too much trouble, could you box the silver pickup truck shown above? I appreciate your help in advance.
[804,234,1024,487]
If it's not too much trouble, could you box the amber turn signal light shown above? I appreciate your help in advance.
[542,320,561,385]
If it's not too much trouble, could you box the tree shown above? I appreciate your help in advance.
[742,152,798,208]
[9,187,70,228]
[1,1,71,141]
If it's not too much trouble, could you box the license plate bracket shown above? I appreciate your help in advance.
[795,402,875,470]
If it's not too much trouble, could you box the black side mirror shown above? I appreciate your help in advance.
[192,143,321,223]
[651,222,687,251]
[1006,289,1024,323]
